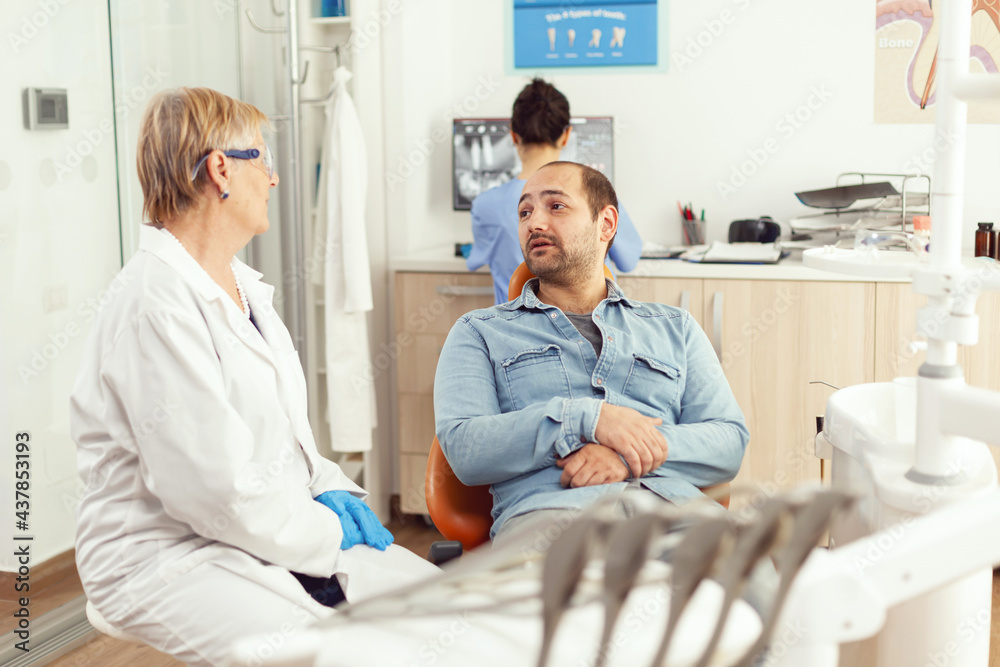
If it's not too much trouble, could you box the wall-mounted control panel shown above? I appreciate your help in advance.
[22,88,69,130]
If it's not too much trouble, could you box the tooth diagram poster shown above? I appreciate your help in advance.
[513,0,659,69]
[875,0,1000,123]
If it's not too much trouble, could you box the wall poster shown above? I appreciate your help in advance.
[512,0,659,69]
[875,0,1000,123]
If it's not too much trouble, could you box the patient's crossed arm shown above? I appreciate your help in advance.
[557,444,629,488]
[557,403,671,488]
[593,402,668,476]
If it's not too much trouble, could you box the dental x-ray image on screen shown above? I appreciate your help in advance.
[452,117,615,210]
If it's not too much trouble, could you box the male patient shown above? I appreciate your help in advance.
[433,161,749,545]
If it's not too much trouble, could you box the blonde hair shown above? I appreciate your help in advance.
[137,87,269,225]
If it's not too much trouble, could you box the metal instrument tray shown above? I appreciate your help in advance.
[794,181,899,209]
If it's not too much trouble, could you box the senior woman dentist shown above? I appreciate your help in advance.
[69,87,437,667]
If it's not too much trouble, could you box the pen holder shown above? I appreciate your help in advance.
[681,218,704,246]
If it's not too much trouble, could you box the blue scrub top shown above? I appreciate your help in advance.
[466,178,643,304]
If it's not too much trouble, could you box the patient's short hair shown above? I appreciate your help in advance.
[542,161,619,253]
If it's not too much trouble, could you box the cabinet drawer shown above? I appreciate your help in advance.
[395,272,494,336]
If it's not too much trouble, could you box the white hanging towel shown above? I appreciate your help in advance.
[315,66,376,452]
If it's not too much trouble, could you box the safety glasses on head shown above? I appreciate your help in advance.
[190,144,275,182]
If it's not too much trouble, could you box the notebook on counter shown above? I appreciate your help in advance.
[640,248,686,259]
[696,241,782,264]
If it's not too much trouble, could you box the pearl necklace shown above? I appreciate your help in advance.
[161,228,250,319]
[233,268,250,318]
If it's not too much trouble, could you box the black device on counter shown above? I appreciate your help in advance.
[728,216,781,243]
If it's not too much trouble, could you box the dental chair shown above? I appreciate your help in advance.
[426,262,731,564]
[425,435,493,561]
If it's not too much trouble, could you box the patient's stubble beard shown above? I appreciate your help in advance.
[524,228,602,290]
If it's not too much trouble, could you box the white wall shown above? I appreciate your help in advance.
[381,0,1000,255]
[0,0,122,569]
[109,0,242,257]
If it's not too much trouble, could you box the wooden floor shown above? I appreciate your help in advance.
[0,551,82,635]
[13,519,1000,666]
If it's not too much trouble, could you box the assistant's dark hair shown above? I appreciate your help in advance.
[510,78,570,146]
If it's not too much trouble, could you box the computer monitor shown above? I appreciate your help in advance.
[452,116,615,211]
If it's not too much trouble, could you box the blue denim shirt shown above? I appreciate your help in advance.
[434,279,749,539]
[466,178,643,304]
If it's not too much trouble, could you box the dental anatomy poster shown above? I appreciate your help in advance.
[513,0,658,69]
[875,0,1000,122]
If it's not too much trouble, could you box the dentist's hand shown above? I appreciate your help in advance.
[594,403,668,477]
[557,444,630,488]
[314,491,394,551]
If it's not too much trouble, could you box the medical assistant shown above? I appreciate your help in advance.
[70,226,434,666]
[434,279,748,539]
[466,178,643,304]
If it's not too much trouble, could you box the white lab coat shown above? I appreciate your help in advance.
[314,65,377,452]
[70,226,435,666]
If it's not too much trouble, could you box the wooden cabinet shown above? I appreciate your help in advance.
[702,280,876,510]
[394,272,493,513]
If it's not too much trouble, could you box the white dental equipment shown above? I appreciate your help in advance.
[793,0,1000,664]
[227,489,852,667]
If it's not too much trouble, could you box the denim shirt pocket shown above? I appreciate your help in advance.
[501,344,572,411]
[623,354,681,411]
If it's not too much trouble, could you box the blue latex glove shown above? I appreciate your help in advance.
[314,490,394,551]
